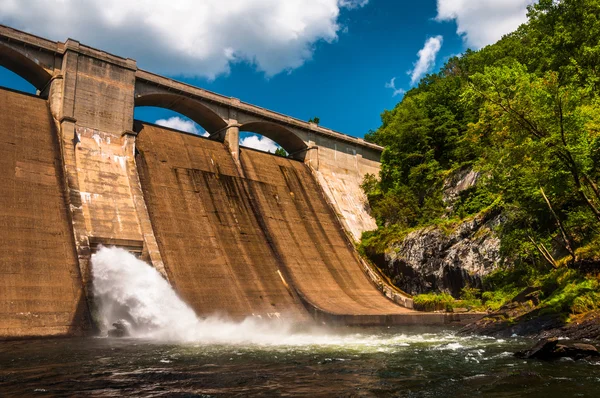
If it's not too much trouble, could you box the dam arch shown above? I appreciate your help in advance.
[134,92,228,134]
[0,42,53,95]
[239,122,307,156]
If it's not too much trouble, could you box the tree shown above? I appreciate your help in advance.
[464,62,600,263]
[308,117,320,125]
[361,0,600,269]
[274,147,287,157]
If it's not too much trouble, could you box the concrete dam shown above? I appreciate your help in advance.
[0,25,472,338]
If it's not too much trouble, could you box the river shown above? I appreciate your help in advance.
[1,327,599,397]
[2,248,598,396]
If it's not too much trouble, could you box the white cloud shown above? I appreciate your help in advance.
[240,135,280,153]
[436,0,536,49]
[339,0,369,9]
[385,77,405,97]
[0,0,368,79]
[155,117,208,136]
[409,36,443,86]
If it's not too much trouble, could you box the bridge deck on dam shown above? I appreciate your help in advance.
[0,88,90,337]
[135,122,411,322]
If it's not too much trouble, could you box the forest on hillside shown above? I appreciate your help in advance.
[362,0,600,317]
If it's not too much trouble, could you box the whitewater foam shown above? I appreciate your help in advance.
[91,247,501,349]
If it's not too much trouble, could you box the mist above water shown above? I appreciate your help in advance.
[90,247,478,348]
[92,247,306,344]
[91,247,340,344]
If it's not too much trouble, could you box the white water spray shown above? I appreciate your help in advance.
[92,247,199,340]
[91,247,487,348]
[91,246,326,344]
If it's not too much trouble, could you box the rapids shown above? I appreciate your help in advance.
[2,247,596,396]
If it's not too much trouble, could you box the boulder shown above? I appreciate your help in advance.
[515,337,599,361]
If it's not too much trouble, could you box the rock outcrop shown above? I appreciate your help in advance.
[442,167,480,205]
[365,166,501,297]
[515,337,600,361]
[375,211,501,297]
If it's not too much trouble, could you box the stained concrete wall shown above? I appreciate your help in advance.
[136,123,410,322]
[240,148,408,317]
[135,123,305,320]
[52,45,165,305]
[0,88,90,338]
[305,136,379,241]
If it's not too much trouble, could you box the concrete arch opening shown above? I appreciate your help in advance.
[0,42,52,94]
[134,93,228,134]
[239,122,307,158]
[0,66,37,95]
[239,132,287,156]
[134,107,209,137]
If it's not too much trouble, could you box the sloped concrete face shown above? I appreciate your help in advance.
[239,149,409,317]
[135,123,305,320]
[136,123,411,322]
[0,89,90,338]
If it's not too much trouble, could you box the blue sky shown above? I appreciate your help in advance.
[0,0,535,151]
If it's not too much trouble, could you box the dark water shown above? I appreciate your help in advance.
[1,327,599,397]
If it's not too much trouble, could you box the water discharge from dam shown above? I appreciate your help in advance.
[91,247,424,347]
[91,246,320,344]
[92,247,199,341]
[81,249,600,397]
[91,246,373,345]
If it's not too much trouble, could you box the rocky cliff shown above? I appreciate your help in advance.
[377,212,501,297]
[366,167,502,297]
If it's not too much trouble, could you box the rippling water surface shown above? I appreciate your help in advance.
[3,249,597,396]
[1,326,599,397]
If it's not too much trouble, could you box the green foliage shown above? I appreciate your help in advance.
[362,0,600,279]
[274,147,287,157]
[537,268,597,314]
[413,289,484,312]
[465,61,600,264]
[482,264,600,316]
[359,224,411,257]
[452,185,499,219]
[572,290,600,313]
[308,117,320,124]
[365,72,477,231]
[413,293,456,312]
[481,290,518,311]
[460,287,480,301]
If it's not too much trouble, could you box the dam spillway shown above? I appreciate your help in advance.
[135,123,305,320]
[135,123,410,322]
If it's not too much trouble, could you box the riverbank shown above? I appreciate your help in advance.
[2,326,600,397]
[459,307,600,342]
